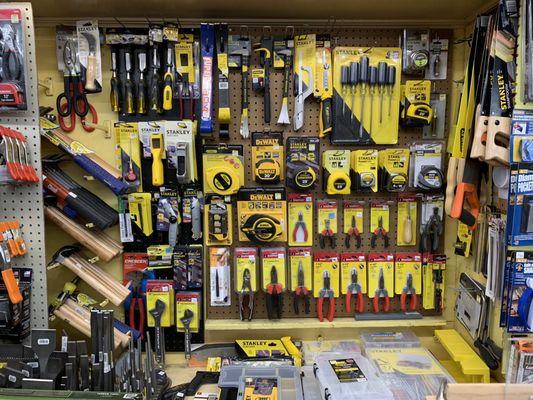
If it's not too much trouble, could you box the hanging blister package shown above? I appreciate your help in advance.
[0,8,26,111]
[76,20,102,93]
[200,23,215,135]
[313,352,394,400]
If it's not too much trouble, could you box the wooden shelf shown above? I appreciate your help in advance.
[205,316,447,331]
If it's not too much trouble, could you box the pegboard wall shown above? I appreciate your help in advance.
[206,26,453,321]
[0,3,48,329]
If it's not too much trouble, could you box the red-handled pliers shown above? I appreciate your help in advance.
[346,268,364,313]
[400,272,417,312]
[129,289,145,338]
[373,268,390,313]
[317,271,335,322]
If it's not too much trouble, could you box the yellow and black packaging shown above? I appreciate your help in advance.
[252,131,284,184]
[261,247,287,291]
[397,196,417,246]
[340,253,367,294]
[400,80,433,127]
[127,192,153,236]
[367,253,394,299]
[176,292,201,333]
[331,47,402,145]
[205,195,233,246]
[350,149,378,193]
[394,253,422,296]
[288,247,313,292]
[423,254,446,310]
[286,136,320,191]
[237,187,287,243]
[235,339,288,358]
[203,144,244,195]
[234,247,258,293]
[288,193,313,247]
[313,252,340,298]
[316,35,333,137]
[378,148,410,192]
[322,150,351,195]
[115,122,142,191]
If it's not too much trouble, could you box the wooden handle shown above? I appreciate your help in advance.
[403,215,413,244]
[85,55,97,91]
[445,157,459,215]
[486,116,511,166]
[470,114,489,160]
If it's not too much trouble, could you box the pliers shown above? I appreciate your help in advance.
[266,266,283,319]
[370,216,389,248]
[400,272,417,312]
[420,207,443,253]
[238,268,254,321]
[293,261,310,315]
[373,268,390,313]
[128,272,145,338]
[292,211,309,244]
[317,271,335,322]
[319,219,336,249]
[346,268,364,313]
[345,215,362,248]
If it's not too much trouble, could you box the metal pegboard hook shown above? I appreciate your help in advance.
[285,26,295,39]
[114,17,126,29]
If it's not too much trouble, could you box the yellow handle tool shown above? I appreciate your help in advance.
[151,134,164,187]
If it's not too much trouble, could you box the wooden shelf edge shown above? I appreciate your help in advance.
[205,316,448,331]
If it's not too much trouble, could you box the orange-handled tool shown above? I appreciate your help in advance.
[450,182,480,230]
[0,243,22,304]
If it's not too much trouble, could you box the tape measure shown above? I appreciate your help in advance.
[404,102,433,126]
[255,159,281,183]
[360,172,376,189]
[206,166,240,195]
[240,214,282,243]
[287,163,317,190]
[326,170,351,195]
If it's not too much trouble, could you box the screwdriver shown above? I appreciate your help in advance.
[110,49,120,113]
[124,49,134,115]
[340,65,350,118]
[377,61,387,124]
[349,61,359,126]
[358,56,369,139]
[368,66,377,135]
[137,52,147,115]
[387,65,397,117]
[149,45,162,113]
[162,44,174,111]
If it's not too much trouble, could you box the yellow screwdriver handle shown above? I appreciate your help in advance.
[162,70,173,111]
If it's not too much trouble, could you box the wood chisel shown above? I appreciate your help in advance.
[162,43,174,111]
[110,48,120,112]
[149,45,162,113]
[124,49,135,115]
[137,52,147,114]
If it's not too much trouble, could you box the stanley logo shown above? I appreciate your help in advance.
[497,74,508,110]
[250,194,274,201]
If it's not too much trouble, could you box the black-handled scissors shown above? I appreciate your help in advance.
[56,39,89,118]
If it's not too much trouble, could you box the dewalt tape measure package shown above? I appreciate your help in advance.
[252,131,284,183]
[237,187,287,243]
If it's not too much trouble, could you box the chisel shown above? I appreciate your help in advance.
[124,49,135,115]
[149,45,162,113]
[162,44,174,111]
[110,49,120,112]
[137,52,147,114]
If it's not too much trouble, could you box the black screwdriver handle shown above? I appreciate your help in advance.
[359,56,369,83]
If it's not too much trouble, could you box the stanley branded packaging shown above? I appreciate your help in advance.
[237,188,287,243]
[288,194,313,246]
[286,137,320,191]
[176,292,201,333]
[164,120,198,184]
[332,47,402,145]
[252,131,284,184]
[400,80,433,127]
[115,122,142,191]
[351,149,378,193]
[293,35,316,131]
[203,144,245,196]
[378,148,410,192]
[205,195,233,246]
[409,141,444,191]
[316,35,334,137]
[394,253,422,312]
[322,150,351,195]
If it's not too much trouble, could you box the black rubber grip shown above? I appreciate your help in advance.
[387,65,396,85]
[349,61,359,84]
[359,56,369,83]
[369,66,377,85]
[378,61,387,85]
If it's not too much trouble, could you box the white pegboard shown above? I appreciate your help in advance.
[0,3,47,329]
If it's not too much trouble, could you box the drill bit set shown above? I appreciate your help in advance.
[332,47,401,145]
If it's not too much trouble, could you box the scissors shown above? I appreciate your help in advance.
[56,39,97,132]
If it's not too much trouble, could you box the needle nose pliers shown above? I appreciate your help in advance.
[293,261,310,314]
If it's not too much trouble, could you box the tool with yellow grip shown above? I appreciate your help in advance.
[150,134,164,187]
[162,44,174,111]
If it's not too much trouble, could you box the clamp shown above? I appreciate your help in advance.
[345,215,362,248]
[292,211,309,244]
[346,268,364,313]
[370,216,389,248]
[319,219,336,249]
[372,268,390,313]
[317,271,335,322]
[293,261,310,315]
[400,272,418,312]
[238,268,254,321]
[266,266,283,319]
